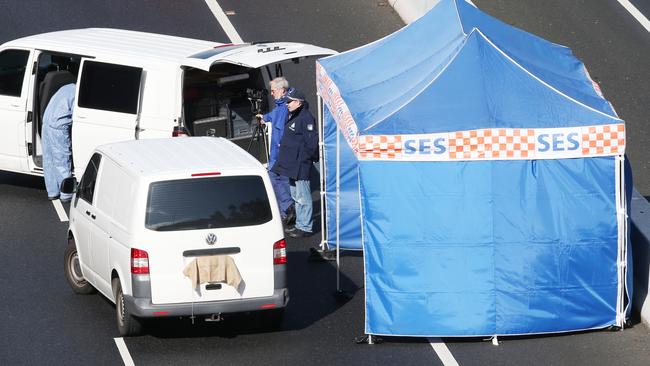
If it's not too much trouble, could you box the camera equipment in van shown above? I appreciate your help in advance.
[245,88,269,162]
[245,87,266,102]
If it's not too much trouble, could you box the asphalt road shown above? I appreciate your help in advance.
[0,1,649,365]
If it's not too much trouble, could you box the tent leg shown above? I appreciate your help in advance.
[308,247,336,262]
[354,334,383,345]
[332,253,353,303]
[491,335,499,346]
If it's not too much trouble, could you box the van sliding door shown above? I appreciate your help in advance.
[72,60,142,176]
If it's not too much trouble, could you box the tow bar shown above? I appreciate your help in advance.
[204,313,224,322]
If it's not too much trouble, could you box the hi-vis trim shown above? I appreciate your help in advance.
[316,63,359,152]
[357,124,625,161]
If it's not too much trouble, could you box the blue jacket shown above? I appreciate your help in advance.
[271,102,319,181]
[263,88,293,169]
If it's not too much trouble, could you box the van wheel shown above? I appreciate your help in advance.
[64,238,94,294]
[113,278,143,336]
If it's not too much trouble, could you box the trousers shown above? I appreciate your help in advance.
[269,170,293,218]
[290,179,312,232]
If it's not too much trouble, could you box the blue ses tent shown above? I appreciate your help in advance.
[316,0,632,336]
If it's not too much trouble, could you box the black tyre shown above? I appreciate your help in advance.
[113,278,143,336]
[64,237,95,294]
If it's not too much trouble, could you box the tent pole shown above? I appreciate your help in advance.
[336,99,341,292]
[615,154,627,327]
[317,95,328,251]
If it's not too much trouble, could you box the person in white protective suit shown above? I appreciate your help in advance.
[42,83,75,201]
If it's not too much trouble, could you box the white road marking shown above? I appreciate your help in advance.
[114,337,135,366]
[428,338,460,366]
[203,0,244,43]
[51,200,68,222]
[616,0,650,33]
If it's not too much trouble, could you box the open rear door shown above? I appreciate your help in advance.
[181,42,336,71]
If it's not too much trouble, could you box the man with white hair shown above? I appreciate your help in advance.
[260,77,295,224]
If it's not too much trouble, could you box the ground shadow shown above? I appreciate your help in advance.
[0,170,45,190]
[140,247,359,339]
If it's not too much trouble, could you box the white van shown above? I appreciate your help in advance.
[0,28,334,176]
[62,137,288,336]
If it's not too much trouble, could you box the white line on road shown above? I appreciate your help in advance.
[51,200,68,222]
[203,0,244,43]
[428,338,460,366]
[617,0,650,33]
[114,337,135,366]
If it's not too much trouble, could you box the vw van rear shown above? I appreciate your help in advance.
[63,137,287,336]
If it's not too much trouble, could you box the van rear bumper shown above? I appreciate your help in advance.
[124,288,289,318]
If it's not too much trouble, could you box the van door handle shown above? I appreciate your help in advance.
[85,210,90,216]
[91,214,96,220]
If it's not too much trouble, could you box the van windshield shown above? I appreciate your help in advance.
[145,176,272,231]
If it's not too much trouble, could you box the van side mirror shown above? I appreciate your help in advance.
[60,177,78,194]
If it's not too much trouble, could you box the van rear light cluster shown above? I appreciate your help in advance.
[131,248,150,274]
[273,239,286,265]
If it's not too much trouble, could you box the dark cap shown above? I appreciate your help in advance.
[286,89,305,102]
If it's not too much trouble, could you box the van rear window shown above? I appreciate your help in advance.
[145,176,272,231]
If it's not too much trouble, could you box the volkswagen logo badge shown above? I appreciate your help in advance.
[205,233,217,245]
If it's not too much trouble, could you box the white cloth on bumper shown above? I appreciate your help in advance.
[182,255,242,291]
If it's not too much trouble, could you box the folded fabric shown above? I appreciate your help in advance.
[183,255,242,291]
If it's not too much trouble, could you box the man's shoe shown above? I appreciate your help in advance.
[289,229,312,238]
[48,195,60,201]
[284,225,297,234]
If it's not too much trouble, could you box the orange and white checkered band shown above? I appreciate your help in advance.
[357,124,625,161]
[316,63,359,152]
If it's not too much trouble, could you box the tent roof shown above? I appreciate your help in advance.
[317,0,620,134]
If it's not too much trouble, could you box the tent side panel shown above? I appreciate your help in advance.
[323,110,363,250]
[362,158,620,336]
[493,158,619,333]
[362,161,497,336]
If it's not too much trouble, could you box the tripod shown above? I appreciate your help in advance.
[246,97,270,163]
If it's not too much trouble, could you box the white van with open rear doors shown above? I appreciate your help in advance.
[0,28,335,176]
[61,137,287,336]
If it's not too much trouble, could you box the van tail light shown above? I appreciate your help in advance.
[172,126,189,137]
[131,248,150,274]
[273,239,286,265]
